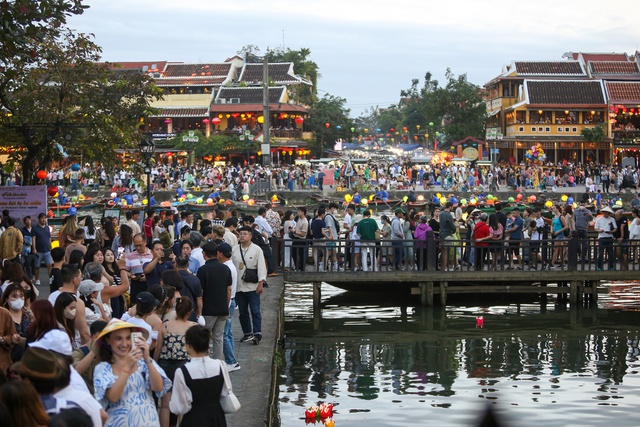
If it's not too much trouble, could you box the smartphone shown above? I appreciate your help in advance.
[117,247,125,260]
[131,332,143,347]
[162,248,172,262]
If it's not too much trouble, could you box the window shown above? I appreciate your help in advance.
[572,127,577,133]
[538,127,544,132]
[565,127,570,133]
[518,126,524,132]
[545,127,551,132]
[558,127,563,132]
[531,127,537,132]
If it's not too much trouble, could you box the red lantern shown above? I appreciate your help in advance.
[325,123,330,129]
[36,170,47,180]
[402,126,408,132]
[164,118,172,124]
[211,117,221,125]
[414,135,418,141]
[47,186,58,197]
[202,118,210,124]
[390,127,395,132]
[295,117,304,125]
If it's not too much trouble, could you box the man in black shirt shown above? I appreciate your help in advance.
[175,254,203,322]
[614,209,630,270]
[196,242,231,359]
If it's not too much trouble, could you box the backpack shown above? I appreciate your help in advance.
[574,207,590,231]
[325,213,340,236]
[251,229,268,248]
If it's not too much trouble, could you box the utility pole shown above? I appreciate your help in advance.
[262,55,271,166]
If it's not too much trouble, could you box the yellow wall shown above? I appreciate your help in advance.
[152,94,212,108]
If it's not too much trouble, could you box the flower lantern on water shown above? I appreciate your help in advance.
[242,194,249,201]
[247,199,255,206]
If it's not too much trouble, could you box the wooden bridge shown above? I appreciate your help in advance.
[279,231,639,306]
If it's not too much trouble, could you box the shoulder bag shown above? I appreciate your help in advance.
[239,247,259,283]
[219,360,241,413]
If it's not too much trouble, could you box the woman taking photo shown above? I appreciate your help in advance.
[170,324,232,427]
[154,298,196,427]
[102,248,130,319]
[93,319,171,427]
[111,224,135,257]
[1,283,32,362]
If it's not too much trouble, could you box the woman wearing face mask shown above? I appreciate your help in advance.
[54,292,80,349]
[1,283,31,362]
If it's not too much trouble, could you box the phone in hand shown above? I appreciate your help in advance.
[162,248,172,262]
[131,332,143,348]
[117,247,125,260]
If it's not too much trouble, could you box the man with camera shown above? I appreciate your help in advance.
[143,240,175,287]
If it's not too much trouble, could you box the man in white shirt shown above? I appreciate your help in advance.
[595,206,617,270]
[48,265,91,345]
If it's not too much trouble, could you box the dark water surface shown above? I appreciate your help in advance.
[277,282,640,426]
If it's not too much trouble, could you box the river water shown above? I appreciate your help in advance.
[276,282,640,426]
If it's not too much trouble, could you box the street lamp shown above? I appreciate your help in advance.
[138,136,156,213]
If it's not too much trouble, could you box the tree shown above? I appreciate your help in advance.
[306,94,354,156]
[0,0,87,65]
[0,29,162,184]
[581,124,606,143]
[170,131,236,158]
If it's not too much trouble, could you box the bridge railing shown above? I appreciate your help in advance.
[275,230,639,273]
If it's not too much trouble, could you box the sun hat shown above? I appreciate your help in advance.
[601,206,614,214]
[12,347,59,379]
[91,318,150,354]
[30,329,73,356]
[78,279,104,296]
[352,214,363,224]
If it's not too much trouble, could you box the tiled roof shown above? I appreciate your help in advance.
[239,63,300,84]
[211,103,307,113]
[163,63,232,78]
[216,87,285,104]
[590,61,639,75]
[605,82,640,103]
[527,81,605,105]
[515,61,584,76]
[154,77,226,87]
[581,53,629,62]
[151,107,209,118]
[107,61,167,72]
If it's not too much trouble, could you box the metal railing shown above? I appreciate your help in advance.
[275,231,640,273]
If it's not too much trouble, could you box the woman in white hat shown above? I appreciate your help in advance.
[93,319,171,427]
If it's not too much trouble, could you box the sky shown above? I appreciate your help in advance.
[68,0,640,118]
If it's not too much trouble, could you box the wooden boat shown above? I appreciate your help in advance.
[406,201,428,210]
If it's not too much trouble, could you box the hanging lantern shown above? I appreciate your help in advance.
[202,118,210,124]
[364,128,368,133]
[350,127,355,132]
[336,125,342,129]
[36,170,47,180]
[390,127,395,132]
[429,121,434,127]
[164,118,172,124]
[257,116,264,124]
[402,126,408,132]
[416,125,421,130]
[414,136,418,141]
[218,114,223,118]
[294,117,304,125]
[325,123,330,129]
[246,113,252,118]
[240,114,246,118]
[211,117,221,125]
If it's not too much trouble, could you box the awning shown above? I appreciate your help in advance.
[151,107,209,118]
[487,110,500,117]
[211,103,307,113]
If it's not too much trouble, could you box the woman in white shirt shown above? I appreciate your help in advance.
[170,324,231,427]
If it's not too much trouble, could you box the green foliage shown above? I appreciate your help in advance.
[581,125,606,143]
[307,94,355,155]
[171,131,238,158]
[358,69,486,147]
[0,29,162,184]
[0,0,87,66]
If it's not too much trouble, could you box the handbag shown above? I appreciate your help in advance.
[239,247,259,283]
[219,360,241,413]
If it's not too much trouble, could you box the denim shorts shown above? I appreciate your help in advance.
[36,251,53,267]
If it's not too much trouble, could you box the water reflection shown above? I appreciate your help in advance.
[278,283,640,427]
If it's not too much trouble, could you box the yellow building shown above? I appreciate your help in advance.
[484,52,640,165]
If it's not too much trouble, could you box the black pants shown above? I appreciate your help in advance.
[576,229,589,260]
[475,246,488,270]
[597,237,614,270]
[292,239,308,271]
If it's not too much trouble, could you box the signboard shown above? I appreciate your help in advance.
[0,186,47,220]
[462,147,479,161]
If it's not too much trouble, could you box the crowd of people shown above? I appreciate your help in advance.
[284,197,640,273]
[0,202,280,426]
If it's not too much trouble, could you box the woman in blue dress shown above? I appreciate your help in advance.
[93,319,171,427]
